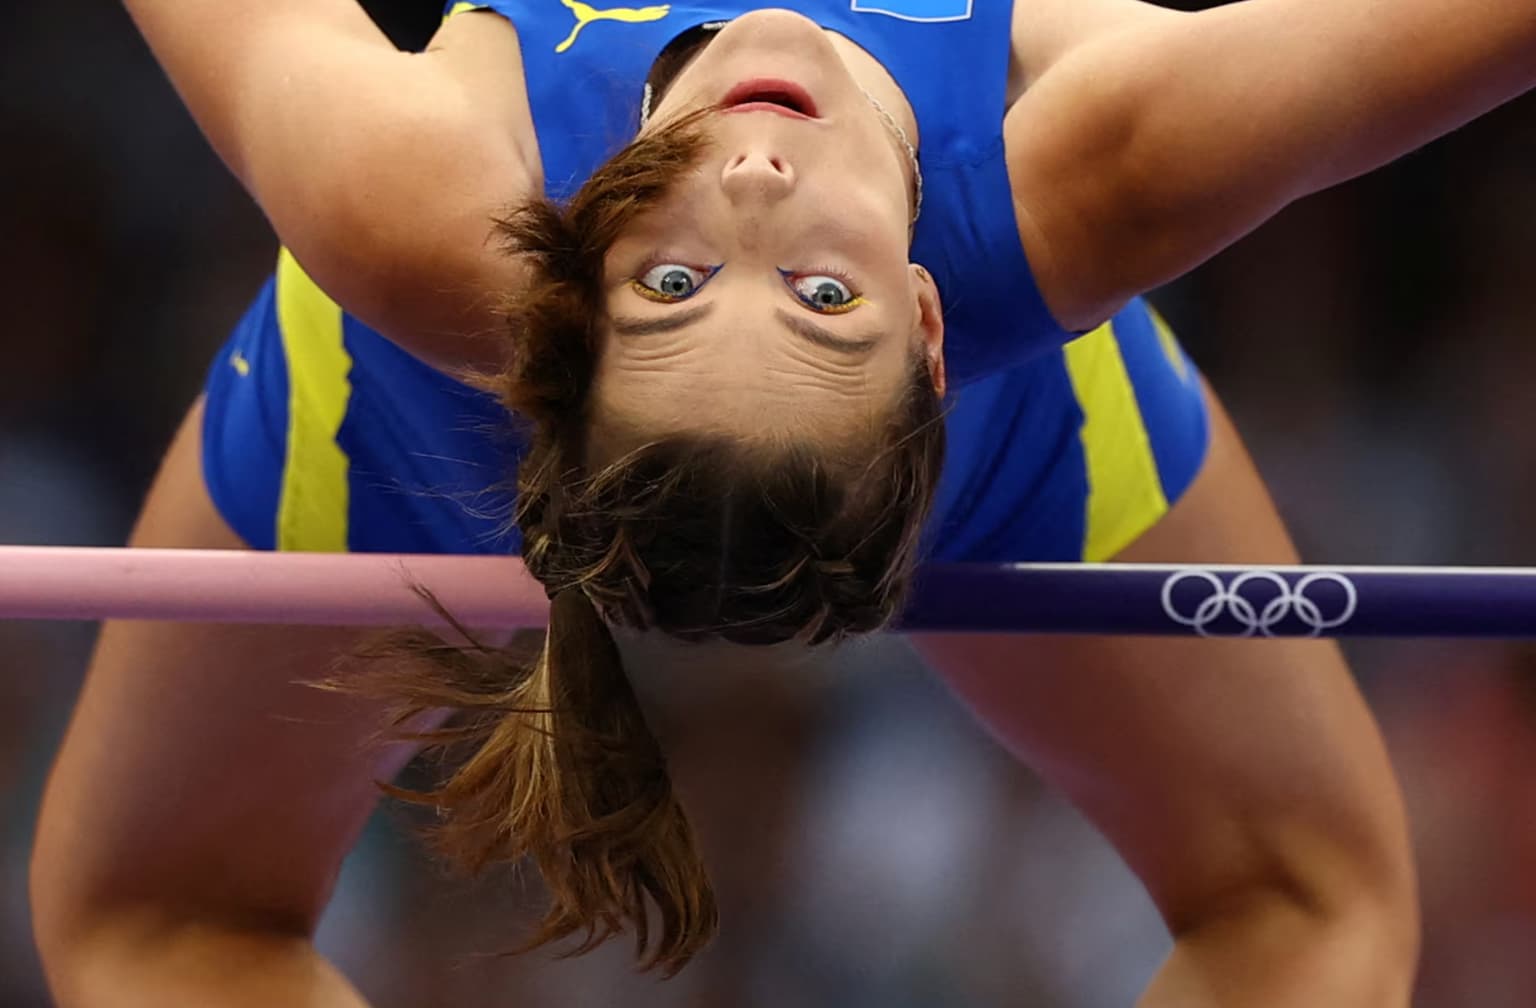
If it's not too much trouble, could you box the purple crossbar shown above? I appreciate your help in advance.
[903,563,1536,637]
[0,547,1534,637]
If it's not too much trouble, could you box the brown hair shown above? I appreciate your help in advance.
[357,110,946,974]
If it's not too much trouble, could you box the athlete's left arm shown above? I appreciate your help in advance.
[914,388,1419,1007]
[1006,0,1536,330]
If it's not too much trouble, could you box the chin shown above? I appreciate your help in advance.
[719,9,826,40]
[687,13,844,101]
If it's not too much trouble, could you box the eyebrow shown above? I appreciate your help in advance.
[611,302,715,336]
[609,302,882,356]
[773,309,882,356]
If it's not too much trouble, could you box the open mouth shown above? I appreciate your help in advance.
[720,79,820,119]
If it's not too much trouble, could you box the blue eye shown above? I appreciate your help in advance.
[785,271,865,314]
[633,263,715,302]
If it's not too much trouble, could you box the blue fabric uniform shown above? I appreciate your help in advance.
[201,0,1210,563]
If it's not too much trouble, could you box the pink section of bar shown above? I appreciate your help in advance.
[0,547,548,627]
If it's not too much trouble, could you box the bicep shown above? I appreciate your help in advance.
[1010,0,1536,329]
[240,13,540,368]
[134,2,538,368]
[1009,9,1328,327]
[1005,1,1201,329]
[254,48,536,369]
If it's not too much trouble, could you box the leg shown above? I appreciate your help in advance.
[31,400,422,1007]
[912,386,1418,1007]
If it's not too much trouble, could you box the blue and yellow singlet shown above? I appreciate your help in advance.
[201,0,1209,563]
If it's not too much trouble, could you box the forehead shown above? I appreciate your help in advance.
[595,321,909,440]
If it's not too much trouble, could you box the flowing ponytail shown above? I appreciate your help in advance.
[340,103,944,975]
[350,588,716,975]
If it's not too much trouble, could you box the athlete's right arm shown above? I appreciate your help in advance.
[122,0,539,368]
[1005,0,1536,334]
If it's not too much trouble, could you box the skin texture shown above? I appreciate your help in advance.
[597,12,944,440]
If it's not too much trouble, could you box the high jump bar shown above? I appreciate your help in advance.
[1,546,1534,638]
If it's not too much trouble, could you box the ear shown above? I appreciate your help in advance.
[910,263,946,398]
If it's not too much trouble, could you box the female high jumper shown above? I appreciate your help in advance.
[30,1,1536,1005]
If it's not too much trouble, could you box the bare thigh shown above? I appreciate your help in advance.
[32,399,425,946]
[910,384,1415,925]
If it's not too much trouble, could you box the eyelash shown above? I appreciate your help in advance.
[628,260,722,304]
[783,266,867,315]
[627,260,868,314]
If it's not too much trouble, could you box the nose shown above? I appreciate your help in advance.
[720,151,795,205]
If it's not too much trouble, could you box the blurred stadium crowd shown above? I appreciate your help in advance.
[2,0,1534,1004]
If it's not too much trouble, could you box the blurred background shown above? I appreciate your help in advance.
[2,0,1534,1004]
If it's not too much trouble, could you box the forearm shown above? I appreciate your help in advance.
[45,916,373,1008]
[1139,892,1416,1008]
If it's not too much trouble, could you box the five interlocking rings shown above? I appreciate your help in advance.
[1160,570,1359,638]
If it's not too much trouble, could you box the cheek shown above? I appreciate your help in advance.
[810,187,911,250]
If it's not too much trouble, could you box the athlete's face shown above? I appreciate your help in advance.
[597,10,944,441]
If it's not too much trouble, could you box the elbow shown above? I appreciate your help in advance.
[1303,844,1420,997]
[30,836,107,994]
[31,840,321,1006]
[31,875,319,1008]
[1279,815,1419,971]
[1173,880,1419,1008]
[31,864,140,1007]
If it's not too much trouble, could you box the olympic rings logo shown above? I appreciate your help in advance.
[1160,570,1359,638]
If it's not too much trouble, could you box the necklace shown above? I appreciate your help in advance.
[860,88,923,229]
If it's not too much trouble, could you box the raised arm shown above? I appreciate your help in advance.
[124,0,540,367]
[1008,0,1536,330]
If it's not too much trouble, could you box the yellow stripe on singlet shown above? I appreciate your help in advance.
[274,248,353,552]
[1063,321,1168,562]
[1148,304,1190,383]
[445,2,490,19]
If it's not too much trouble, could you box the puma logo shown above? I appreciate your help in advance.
[230,350,251,377]
[556,0,670,53]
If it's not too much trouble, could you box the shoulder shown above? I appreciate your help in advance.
[1007,0,1174,91]
[297,9,544,371]
[1002,0,1185,329]
[426,6,544,175]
